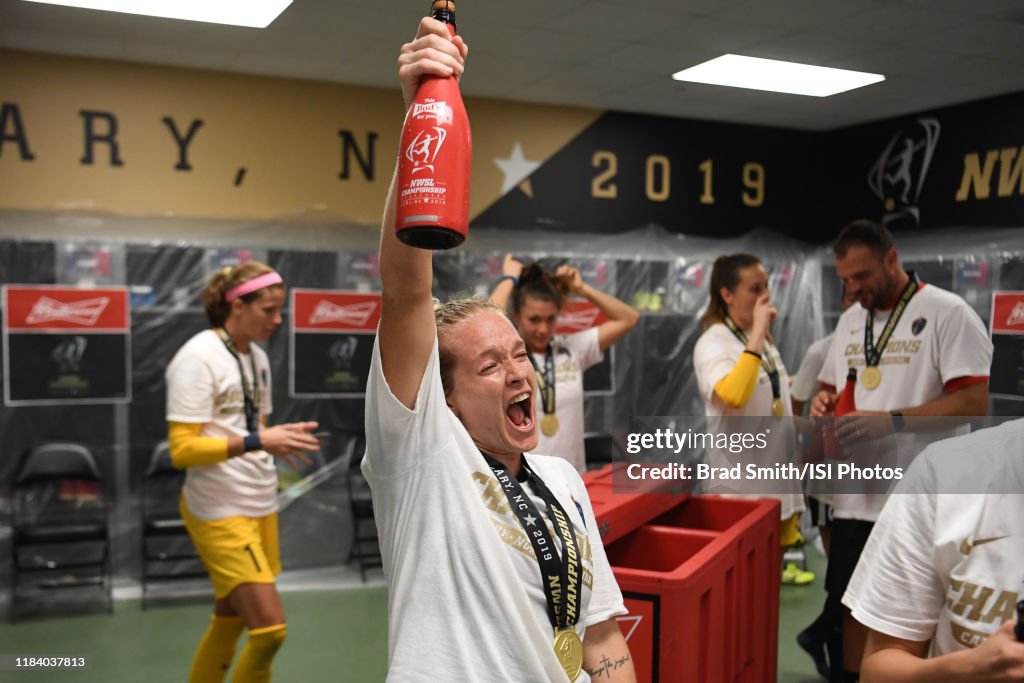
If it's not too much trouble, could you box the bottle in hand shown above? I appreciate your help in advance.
[824,367,857,459]
[395,0,472,250]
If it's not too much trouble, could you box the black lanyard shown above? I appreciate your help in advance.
[481,453,582,633]
[723,315,781,400]
[215,328,261,432]
[528,346,556,416]
[865,272,919,368]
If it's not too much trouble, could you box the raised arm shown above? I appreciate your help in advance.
[378,18,467,409]
[488,253,523,313]
[556,265,640,352]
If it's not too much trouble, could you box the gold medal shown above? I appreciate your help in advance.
[541,413,560,437]
[772,398,785,417]
[861,366,882,390]
[553,628,583,681]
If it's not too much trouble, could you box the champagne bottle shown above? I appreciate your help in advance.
[824,367,857,459]
[395,0,472,250]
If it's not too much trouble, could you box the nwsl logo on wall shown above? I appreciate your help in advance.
[867,118,940,227]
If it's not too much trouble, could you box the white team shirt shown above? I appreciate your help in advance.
[844,419,1024,657]
[693,322,804,520]
[819,283,992,521]
[363,334,625,683]
[790,333,833,405]
[165,329,277,520]
[532,327,604,473]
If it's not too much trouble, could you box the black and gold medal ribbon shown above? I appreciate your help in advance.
[215,327,261,433]
[481,453,584,680]
[528,345,559,436]
[863,273,919,390]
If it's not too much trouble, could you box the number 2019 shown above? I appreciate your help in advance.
[590,151,765,207]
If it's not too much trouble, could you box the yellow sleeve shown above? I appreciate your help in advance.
[168,421,229,468]
[713,351,761,409]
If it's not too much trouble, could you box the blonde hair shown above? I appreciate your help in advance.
[203,261,281,327]
[433,297,507,396]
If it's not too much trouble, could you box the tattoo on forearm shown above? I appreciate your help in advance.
[585,653,632,678]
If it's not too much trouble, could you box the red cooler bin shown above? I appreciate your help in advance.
[583,463,688,544]
[594,493,780,683]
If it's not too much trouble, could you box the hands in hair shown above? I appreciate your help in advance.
[555,264,585,295]
[502,253,524,279]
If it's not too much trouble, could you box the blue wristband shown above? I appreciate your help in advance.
[496,274,519,288]
[243,432,262,453]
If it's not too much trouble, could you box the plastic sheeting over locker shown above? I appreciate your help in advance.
[0,209,1022,593]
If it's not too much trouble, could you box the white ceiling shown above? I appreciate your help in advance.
[3,0,1024,131]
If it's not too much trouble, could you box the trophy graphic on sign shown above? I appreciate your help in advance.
[328,336,358,372]
[51,336,88,374]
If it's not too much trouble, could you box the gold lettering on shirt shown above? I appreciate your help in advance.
[474,472,510,515]
[946,580,1018,624]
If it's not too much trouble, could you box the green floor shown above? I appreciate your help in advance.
[1,549,828,682]
[778,543,829,683]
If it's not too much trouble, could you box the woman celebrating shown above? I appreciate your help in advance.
[490,254,639,472]
[165,262,321,683]
[692,253,812,585]
[363,17,635,682]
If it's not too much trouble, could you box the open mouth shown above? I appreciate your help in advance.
[506,391,534,431]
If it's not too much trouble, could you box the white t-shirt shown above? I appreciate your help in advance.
[819,283,993,521]
[790,333,833,405]
[693,322,804,521]
[363,334,625,683]
[532,327,604,473]
[844,419,1024,657]
[165,329,277,520]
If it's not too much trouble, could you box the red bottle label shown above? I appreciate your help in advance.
[395,76,472,249]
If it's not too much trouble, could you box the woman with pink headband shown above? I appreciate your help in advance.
[165,260,321,683]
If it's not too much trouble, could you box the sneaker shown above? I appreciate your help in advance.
[797,627,830,679]
[782,562,815,585]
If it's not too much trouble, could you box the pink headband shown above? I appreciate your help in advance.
[225,271,283,303]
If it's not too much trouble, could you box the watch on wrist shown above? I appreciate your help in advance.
[889,410,905,433]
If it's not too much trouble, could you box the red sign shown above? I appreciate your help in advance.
[992,291,1024,335]
[291,290,382,333]
[3,286,129,332]
[555,299,607,335]
[618,596,656,683]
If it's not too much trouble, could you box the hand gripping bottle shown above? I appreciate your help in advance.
[395,0,472,250]
[824,367,857,459]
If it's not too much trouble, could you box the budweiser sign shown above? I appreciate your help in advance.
[26,296,110,326]
[309,299,378,327]
[558,307,601,331]
[555,301,607,335]
[991,292,1024,335]
[1007,301,1024,329]
[3,286,129,331]
[291,290,382,333]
